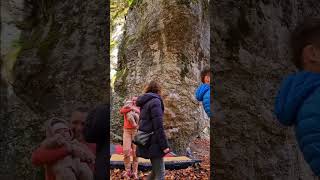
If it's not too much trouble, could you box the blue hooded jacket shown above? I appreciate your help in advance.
[195,83,212,117]
[275,71,320,175]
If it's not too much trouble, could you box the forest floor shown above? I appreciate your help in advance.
[110,138,210,179]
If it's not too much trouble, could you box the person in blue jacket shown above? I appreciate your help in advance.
[195,67,212,117]
[275,18,320,176]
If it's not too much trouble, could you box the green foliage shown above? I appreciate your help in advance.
[110,39,117,51]
[203,0,209,14]
[110,0,129,34]
[111,0,134,88]
[128,0,143,8]
[127,0,135,6]
[110,0,142,50]
[110,0,129,58]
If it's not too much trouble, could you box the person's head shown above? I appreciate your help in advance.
[132,96,138,106]
[291,17,320,72]
[70,106,89,141]
[201,67,210,84]
[46,118,72,141]
[144,80,162,95]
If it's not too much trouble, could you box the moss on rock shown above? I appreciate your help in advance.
[37,17,62,61]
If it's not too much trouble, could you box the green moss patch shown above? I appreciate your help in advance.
[2,46,22,83]
[179,53,190,79]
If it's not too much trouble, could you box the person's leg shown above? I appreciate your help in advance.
[147,157,165,180]
[131,130,139,179]
[123,128,132,177]
[156,157,165,180]
[147,161,155,180]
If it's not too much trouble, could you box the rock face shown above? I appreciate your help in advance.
[211,1,320,179]
[0,0,108,179]
[113,0,210,153]
[1,0,24,55]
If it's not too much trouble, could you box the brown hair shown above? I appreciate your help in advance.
[291,17,320,69]
[200,67,211,83]
[144,80,162,95]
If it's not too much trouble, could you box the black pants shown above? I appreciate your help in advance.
[147,157,165,180]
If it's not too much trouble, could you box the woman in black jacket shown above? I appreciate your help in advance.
[84,104,109,180]
[136,81,170,180]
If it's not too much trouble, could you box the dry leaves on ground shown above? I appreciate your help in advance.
[111,138,210,179]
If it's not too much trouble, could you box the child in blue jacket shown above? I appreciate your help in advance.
[275,18,320,176]
[195,67,212,117]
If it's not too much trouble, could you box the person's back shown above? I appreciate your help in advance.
[275,17,320,176]
[135,81,169,180]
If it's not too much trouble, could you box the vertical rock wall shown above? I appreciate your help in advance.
[114,0,210,153]
[211,0,320,179]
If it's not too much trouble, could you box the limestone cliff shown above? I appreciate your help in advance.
[113,0,210,153]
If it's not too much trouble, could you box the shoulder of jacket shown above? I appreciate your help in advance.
[147,97,160,105]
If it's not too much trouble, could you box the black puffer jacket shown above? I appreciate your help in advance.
[84,104,109,180]
[136,93,169,159]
